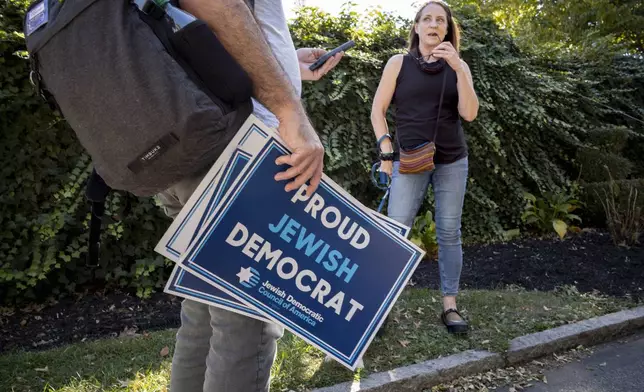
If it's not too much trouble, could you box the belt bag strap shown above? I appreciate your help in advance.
[397,71,447,174]
[432,71,448,143]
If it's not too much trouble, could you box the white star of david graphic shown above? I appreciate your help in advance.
[236,266,254,285]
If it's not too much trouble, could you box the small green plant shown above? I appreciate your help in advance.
[521,190,582,239]
[596,168,641,246]
[410,210,439,260]
[502,228,522,241]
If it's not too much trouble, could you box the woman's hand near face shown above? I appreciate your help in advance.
[431,42,462,72]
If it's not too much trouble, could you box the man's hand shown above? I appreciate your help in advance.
[297,48,343,81]
[274,108,324,196]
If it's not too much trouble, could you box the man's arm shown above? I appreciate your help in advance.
[181,0,300,119]
[181,0,324,195]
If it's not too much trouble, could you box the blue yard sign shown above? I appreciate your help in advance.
[177,127,425,370]
[157,117,411,323]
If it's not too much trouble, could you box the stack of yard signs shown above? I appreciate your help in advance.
[155,115,425,370]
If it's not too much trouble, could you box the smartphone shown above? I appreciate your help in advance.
[308,40,356,71]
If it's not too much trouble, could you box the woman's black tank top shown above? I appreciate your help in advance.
[392,54,467,164]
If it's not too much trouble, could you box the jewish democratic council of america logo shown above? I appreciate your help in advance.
[236,266,260,289]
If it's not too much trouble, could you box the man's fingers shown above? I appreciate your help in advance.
[319,59,335,77]
[275,151,310,168]
[328,54,342,71]
[312,48,327,59]
[305,159,323,196]
[274,164,302,182]
[329,53,343,67]
[275,154,314,181]
[285,157,321,192]
[331,52,344,67]
[318,53,342,78]
[275,153,293,166]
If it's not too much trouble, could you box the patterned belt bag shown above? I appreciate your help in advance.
[398,72,447,174]
[398,141,437,174]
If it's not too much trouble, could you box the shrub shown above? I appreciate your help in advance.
[576,147,633,183]
[624,134,644,178]
[410,211,438,260]
[595,170,642,246]
[581,179,644,229]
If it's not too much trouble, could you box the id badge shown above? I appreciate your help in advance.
[26,1,49,36]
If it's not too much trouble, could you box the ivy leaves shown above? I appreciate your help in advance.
[0,2,642,301]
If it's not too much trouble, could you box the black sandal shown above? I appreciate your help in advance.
[441,308,469,334]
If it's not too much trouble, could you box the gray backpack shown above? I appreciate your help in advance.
[24,0,254,197]
[23,0,255,265]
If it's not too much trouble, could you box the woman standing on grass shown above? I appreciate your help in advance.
[371,0,479,334]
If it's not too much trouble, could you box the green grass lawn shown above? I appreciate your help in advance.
[0,286,634,392]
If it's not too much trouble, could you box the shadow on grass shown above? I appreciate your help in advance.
[0,287,635,392]
[0,329,177,392]
[270,332,346,391]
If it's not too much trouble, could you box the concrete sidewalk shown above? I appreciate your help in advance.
[311,306,644,392]
[497,332,644,392]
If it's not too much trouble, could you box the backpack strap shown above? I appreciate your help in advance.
[85,169,112,267]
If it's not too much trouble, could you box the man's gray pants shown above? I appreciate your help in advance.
[157,171,284,392]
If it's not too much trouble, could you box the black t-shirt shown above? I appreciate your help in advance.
[392,54,468,164]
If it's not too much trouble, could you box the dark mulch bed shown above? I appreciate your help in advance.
[413,230,644,299]
[1,230,642,354]
[0,291,182,353]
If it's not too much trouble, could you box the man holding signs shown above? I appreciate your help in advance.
[155,0,343,390]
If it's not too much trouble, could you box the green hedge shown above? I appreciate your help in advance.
[625,136,644,178]
[576,148,634,183]
[584,127,631,154]
[1,1,643,302]
[0,0,172,301]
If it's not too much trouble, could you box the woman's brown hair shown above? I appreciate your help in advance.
[408,1,460,53]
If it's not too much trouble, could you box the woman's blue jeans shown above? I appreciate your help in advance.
[388,157,468,297]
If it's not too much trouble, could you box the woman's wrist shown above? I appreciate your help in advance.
[380,143,393,153]
[452,59,465,75]
[376,134,393,153]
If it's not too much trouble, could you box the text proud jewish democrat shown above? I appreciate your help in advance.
[225,185,368,327]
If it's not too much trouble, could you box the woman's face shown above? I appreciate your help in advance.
[414,3,449,47]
